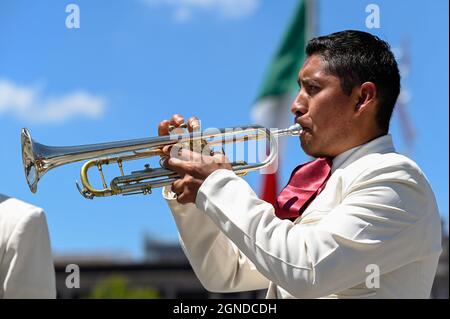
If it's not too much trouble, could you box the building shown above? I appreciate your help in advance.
[54,231,449,299]
[54,236,265,299]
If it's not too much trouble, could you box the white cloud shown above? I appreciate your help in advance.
[173,6,193,22]
[0,79,106,124]
[142,0,260,22]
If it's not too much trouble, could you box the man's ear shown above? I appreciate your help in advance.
[355,82,377,111]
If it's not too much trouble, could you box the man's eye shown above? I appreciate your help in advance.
[307,85,320,95]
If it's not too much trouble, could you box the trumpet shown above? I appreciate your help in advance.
[21,123,302,199]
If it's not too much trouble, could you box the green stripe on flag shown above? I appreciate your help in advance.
[256,0,307,101]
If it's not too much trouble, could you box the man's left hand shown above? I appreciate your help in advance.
[163,149,232,204]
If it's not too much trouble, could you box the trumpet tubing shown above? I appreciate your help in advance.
[21,123,302,199]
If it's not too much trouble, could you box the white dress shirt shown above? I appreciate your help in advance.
[0,195,56,298]
[163,135,442,298]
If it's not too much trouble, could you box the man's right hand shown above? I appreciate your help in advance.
[158,114,200,156]
[157,114,233,204]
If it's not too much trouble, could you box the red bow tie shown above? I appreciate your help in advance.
[275,157,333,220]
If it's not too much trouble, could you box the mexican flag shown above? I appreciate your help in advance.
[251,0,314,206]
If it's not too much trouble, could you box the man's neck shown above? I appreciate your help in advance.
[331,132,390,172]
[338,128,387,157]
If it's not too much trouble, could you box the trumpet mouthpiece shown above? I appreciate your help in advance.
[288,123,302,135]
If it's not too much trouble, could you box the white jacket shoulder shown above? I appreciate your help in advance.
[0,196,46,241]
[0,195,56,299]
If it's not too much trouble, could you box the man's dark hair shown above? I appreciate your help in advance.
[306,30,401,133]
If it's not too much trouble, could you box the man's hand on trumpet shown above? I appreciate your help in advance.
[158,114,232,204]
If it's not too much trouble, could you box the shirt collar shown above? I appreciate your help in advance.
[331,134,396,173]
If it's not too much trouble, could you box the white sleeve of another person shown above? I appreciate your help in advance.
[0,196,56,298]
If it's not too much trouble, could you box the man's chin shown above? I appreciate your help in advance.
[300,142,327,158]
[300,140,315,156]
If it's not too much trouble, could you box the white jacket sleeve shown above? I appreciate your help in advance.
[0,198,56,299]
[194,166,441,299]
[163,187,270,292]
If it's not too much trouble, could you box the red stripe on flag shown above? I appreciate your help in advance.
[261,172,279,206]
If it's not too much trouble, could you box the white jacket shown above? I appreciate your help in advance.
[163,135,442,298]
[0,195,56,298]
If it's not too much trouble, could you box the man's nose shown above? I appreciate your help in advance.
[291,92,308,116]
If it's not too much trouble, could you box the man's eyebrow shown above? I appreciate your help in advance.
[298,77,321,87]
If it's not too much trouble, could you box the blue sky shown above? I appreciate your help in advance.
[0,0,448,259]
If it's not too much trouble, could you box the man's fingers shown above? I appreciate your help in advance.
[164,156,192,176]
[171,179,183,195]
[187,116,200,132]
[170,114,185,127]
[162,145,172,155]
[175,193,189,204]
[211,151,229,164]
[169,149,225,165]
[159,115,202,163]
[159,115,198,134]
[171,180,189,204]
[158,120,170,136]
[175,149,204,162]
[211,150,224,157]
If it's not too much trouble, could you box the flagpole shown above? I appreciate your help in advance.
[306,0,318,39]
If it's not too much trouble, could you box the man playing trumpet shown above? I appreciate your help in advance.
[159,30,441,298]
